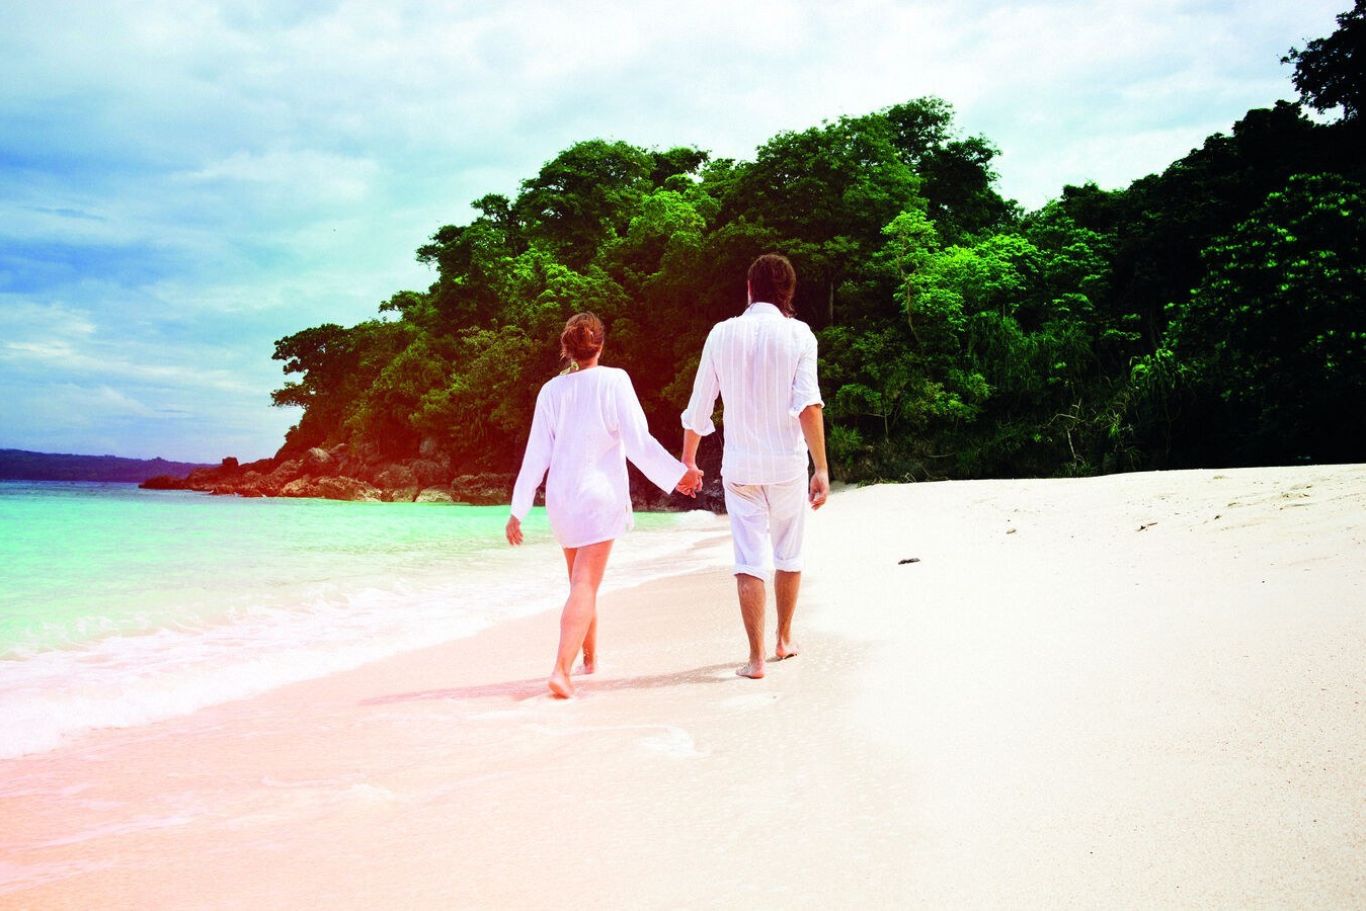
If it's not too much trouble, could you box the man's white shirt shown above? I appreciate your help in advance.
[680,301,824,485]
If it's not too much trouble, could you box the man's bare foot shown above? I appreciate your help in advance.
[547,670,574,698]
[573,660,596,676]
[736,660,766,679]
[775,639,800,660]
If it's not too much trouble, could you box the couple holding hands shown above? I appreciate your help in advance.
[506,254,829,698]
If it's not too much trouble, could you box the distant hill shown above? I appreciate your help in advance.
[0,449,215,483]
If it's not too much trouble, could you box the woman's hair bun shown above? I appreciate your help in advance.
[560,312,605,363]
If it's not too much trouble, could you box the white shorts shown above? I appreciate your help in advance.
[723,476,808,582]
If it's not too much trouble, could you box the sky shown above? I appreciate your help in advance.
[0,0,1348,462]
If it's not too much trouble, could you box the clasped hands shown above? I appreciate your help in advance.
[508,462,704,545]
[676,463,704,497]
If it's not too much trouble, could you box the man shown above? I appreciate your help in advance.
[680,253,829,679]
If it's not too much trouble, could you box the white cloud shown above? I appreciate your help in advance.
[0,300,98,339]
[0,0,1351,459]
[46,383,160,419]
[175,150,380,205]
[0,337,255,394]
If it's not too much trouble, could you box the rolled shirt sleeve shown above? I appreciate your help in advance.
[679,329,721,436]
[510,386,553,520]
[616,372,687,494]
[788,328,824,418]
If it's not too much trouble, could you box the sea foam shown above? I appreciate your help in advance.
[0,505,729,760]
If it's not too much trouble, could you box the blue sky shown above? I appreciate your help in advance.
[0,0,1347,462]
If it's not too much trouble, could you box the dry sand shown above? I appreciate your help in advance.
[2,464,1364,909]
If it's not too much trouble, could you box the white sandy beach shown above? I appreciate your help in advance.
[2,464,1364,909]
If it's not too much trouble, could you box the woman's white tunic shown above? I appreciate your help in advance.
[510,366,686,548]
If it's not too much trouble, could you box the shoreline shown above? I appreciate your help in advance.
[3,465,1364,908]
[0,490,731,761]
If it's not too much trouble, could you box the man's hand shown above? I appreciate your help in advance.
[677,464,704,497]
[808,468,829,510]
[798,404,829,511]
[505,515,523,546]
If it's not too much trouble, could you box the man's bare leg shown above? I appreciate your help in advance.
[774,570,801,659]
[736,573,767,678]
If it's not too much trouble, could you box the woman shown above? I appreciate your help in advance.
[506,313,703,698]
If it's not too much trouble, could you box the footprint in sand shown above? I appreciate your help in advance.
[345,783,398,805]
[467,708,528,721]
[721,693,778,711]
[706,667,743,680]
[639,726,706,758]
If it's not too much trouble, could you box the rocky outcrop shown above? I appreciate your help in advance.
[374,464,417,490]
[236,472,267,497]
[449,473,517,505]
[277,478,314,497]
[137,433,728,512]
[276,476,380,501]
[414,487,455,504]
[139,452,468,506]
[301,447,333,475]
[627,461,726,515]
[410,458,451,488]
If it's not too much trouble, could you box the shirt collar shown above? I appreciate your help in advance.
[745,301,783,317]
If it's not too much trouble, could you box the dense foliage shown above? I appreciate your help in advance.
[272,11,1365,481]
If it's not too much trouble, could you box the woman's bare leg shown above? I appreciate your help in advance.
[578,616,598,675]
[549,539,613,697]
[561,548,596,674]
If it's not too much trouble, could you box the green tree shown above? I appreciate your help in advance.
[413,325,538,470]
[719,111,923,326]
[513,140,654,269]
[1165,173,1366,462]
[332,321,423,453]
[1284,1,1366,121]
[271,323,360,454]
[649,146,710,187]
[268,75,1365,486]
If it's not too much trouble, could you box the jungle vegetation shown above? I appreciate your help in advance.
[271,4,1365,481]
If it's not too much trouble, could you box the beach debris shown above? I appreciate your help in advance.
[898,557,921,565]
[1138,521,1158,531]
[1006,527,1017,535]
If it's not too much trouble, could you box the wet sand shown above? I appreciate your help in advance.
[3,465,1364,909]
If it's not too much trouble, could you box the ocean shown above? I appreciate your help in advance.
[0,481,725,759]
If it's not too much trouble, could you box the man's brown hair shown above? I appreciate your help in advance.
[747,253,797,316]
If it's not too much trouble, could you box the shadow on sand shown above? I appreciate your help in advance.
[361,662,741,706]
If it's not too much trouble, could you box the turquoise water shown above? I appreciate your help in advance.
[0,482,721,758]
[0,481,553,655]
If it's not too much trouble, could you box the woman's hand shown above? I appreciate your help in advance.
[677,464,704,496]
[505,515,523,546]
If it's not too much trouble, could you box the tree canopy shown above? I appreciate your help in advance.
[1284,0,1366,121]
[271,7,1365,482]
